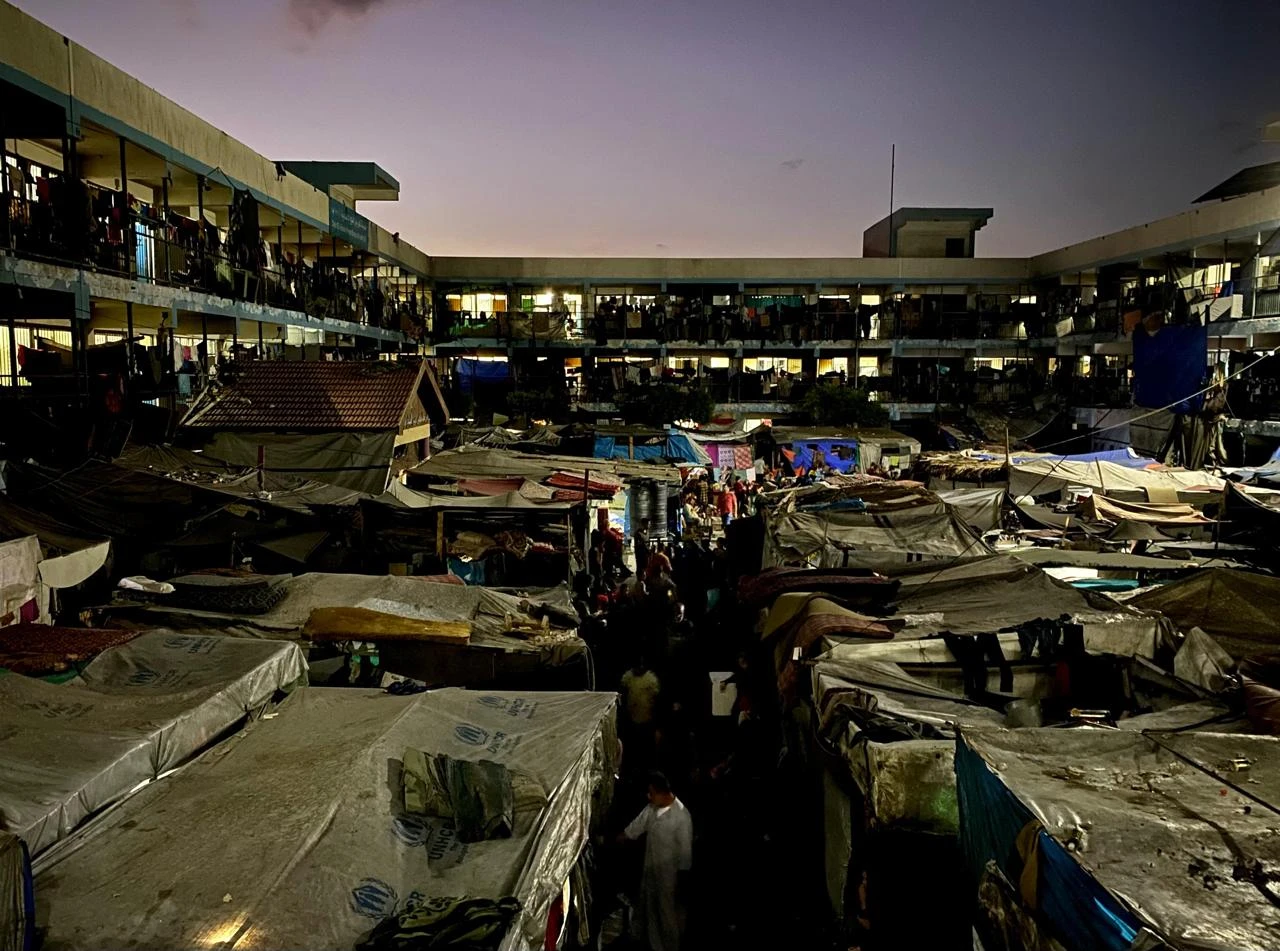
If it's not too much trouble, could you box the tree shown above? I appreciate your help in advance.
[799,383,889,427]
[615,385,715,427]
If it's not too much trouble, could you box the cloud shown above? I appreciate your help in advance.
[780,158,804,171]
[288,0,393,34]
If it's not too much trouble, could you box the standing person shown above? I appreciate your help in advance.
[621,772,693,951]
[620,657,662,773]
[716,483,737,531]
[634,517,652,577]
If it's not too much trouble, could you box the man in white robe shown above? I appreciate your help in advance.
[622,772,693,951]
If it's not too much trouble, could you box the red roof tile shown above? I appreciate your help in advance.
[183,361,426,432]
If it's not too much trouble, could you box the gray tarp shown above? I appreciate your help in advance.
[33,687,618,951]
[852,556,1170,651]
[936,487,1004,533]
[200,431,398,496]
[960,728,1280,950]
[0,631,306,856]
[0,832,26,951]
[762,504,987,570]
[813,659,1004,831]
[138,573,581,651]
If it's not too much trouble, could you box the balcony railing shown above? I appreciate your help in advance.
[1,176,425,337]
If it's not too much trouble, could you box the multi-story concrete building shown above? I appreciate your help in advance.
[3,0,1279,456]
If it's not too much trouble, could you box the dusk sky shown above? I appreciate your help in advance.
[15,0,1280,258]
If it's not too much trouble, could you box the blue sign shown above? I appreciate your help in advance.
[329,198,370,250]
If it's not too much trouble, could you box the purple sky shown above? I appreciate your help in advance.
[15,0,1280,258]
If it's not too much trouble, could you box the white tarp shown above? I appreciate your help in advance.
[33,687,618,951]
[0,631,306,856]
[1009,459,1223,502]
[36,541,110,590]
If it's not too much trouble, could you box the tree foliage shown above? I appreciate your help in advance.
[615,385,715,426]
[799,383,889,427]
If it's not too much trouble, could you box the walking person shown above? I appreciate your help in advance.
[634,517,652,577]
[621,772,693,951]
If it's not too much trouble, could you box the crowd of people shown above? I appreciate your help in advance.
[575,464,840,950]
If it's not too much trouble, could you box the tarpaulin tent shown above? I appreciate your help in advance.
[592,431,712,466]
[0,631,305,856]
[817,556,1169,655]
[1008,458,1223,502]
[957,728,1280,951]
[0,831,30,951]
[130,574,586,689]
[1127,567,1280,659]
[761,502,986,571]
[936,487,1004,533]
[33,688,617,951]
[1081,494,1210,525]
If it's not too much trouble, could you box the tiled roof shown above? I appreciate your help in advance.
[183,361,425,432]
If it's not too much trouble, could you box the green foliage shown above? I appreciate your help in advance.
[615,385,715,426]
[799,383,889,427]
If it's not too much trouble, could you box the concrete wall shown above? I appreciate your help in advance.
[896,220,973,258]
[1031,188,1280,277]
[0,1,329,226]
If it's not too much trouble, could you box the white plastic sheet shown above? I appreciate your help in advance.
[33,687,617,951]
[0,631,306,856]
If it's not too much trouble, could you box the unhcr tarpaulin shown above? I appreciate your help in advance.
[33,688,617,951]
[958,728,1280,951]
[936,487,1004,532]
[1127,567,1280,659]
[0,631,305,856]
[1008,458,1222,502]
[761,503,986,570]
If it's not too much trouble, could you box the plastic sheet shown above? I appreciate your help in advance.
[958,728,1280,951]
[0,631,306,856]
[0,832,30,951]
[33,688,618,951]
[762,505,985,570]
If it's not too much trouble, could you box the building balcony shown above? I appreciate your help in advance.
[0,185,418,343]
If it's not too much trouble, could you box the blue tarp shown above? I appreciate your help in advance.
[1133,323,1207,412]
[593,431,707,465]
[974,448,1155,468]
[455,359,510,393]
[789,439,860,475]
[956,734,1142,951]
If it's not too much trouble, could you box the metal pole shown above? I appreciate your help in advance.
[119,136,132,276]
[201,312,209,381]
[889,144,895,221]
[161,172,170,283]
[125,301,135,382]
[6,313,16,387]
